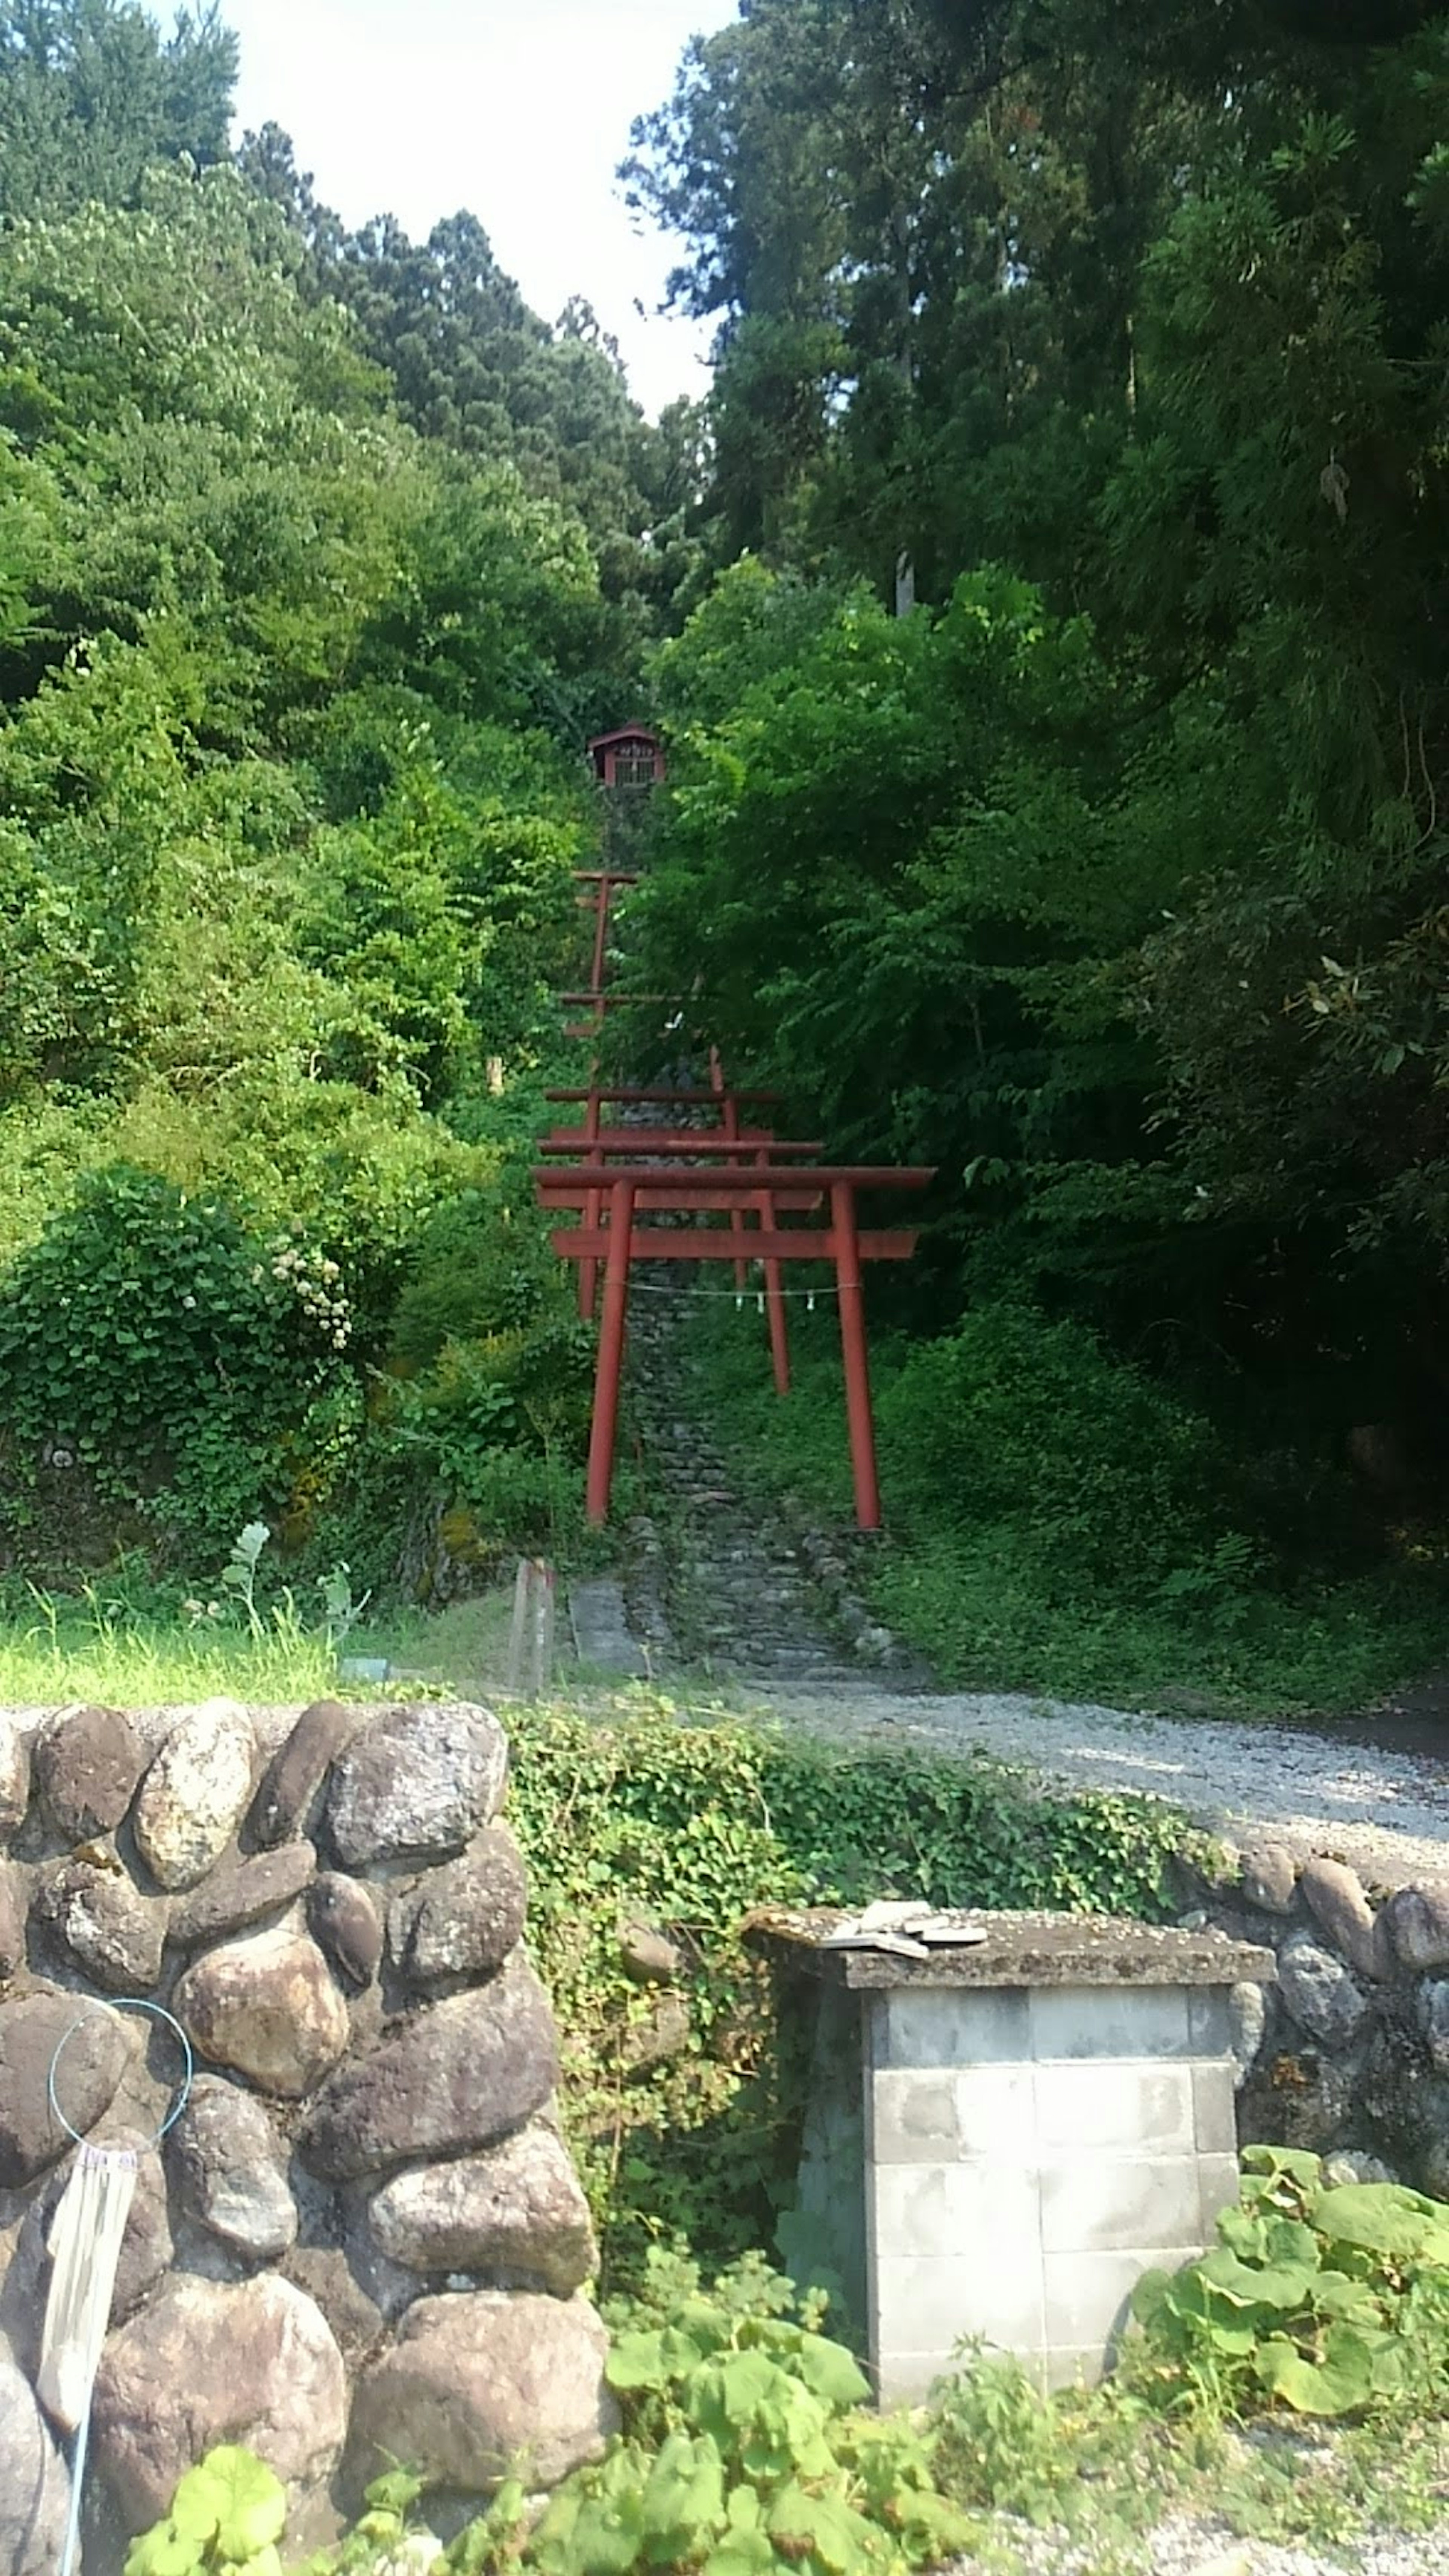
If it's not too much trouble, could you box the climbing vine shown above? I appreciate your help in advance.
[504,1698,1201,2287]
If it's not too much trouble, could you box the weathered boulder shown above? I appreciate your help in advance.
[1276,1932,1370,2050]
[388,1828,526,1990]
[619,1922,683,1986]
[0,1717,29,1838]
[368,2121,597,2293]
[309,1872,383,1991]
[249,1699,356,1850]
[91,2272,346,2530]
[133,1701,257,1891]
[1419,1979,1449,2075]
[0,1860,26,1982]
[171,2078,297,2263]
[1238,1844,1298,1917]
[0,1993,130,2187]
[1385,1881,1449,1975]
[1299,1857,1385,1981]
[33,1858,166,1993]
[1323,2148,1399,2187]
[347,2290,614,2499]
[300,1953,558,2179]
[281,2247,386,2374]
[0,2351,69,2576]
[33,1704,146,1844]
[621,1991,691,2073]
[326,1701,508,1869]
[174,1914,349,2099]
[1247,2043,1362,2152]
[170,1842,316,1948]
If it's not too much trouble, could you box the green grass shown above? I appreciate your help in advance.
[0,1578,578,1709]
[677,1302,1449,1720]
[0,1590,344,1705]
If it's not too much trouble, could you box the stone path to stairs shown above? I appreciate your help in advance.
[610,1274,926,1695]
[566,1273,1449,1886]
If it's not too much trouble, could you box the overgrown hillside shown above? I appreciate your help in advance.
[5,0,1449,1707]
[0,0,683,1603]
[608,0,1449,1705]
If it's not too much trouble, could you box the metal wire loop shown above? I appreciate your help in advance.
[48,1996,194,2151]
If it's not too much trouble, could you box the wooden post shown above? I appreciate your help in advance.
[831,1181,882,1530]
[506,1558,557,1698]
[756,1146,791,1395]
[585,1179,634,1524]
[531,1558,556,1696]
[506,1557,532,1694]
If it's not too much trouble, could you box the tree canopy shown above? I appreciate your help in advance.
[620,0,1449,1487]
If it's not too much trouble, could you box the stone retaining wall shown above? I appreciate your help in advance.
[1188,1841,1449,2191]
[0,1697,613,2574]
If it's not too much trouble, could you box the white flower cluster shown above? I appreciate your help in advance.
[269,1240,351,1352]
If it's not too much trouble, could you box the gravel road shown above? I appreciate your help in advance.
[947,2519,1447,2575]
[752,1685,1449,1883]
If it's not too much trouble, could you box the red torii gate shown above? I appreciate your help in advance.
[545,1076,789,1310]
[535,1162,934,1530]
[539,1131,824,1390]
[574,868,639,997]
[545,849,934,1533]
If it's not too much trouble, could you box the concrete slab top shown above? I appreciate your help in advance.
[743,1907,1275,1990]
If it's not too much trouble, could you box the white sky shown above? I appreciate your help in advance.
[221,0,737,420]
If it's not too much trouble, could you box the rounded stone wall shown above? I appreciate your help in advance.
[1190,1841,1449,2192]
[0,1696,613,2573]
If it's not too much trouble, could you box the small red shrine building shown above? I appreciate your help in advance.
[588,724,665,790]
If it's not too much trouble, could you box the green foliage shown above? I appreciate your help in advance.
[124,2445,285,2576]
[679,1296,1448,1714]
[929,2347,1177,2537]
[294,2467,432,2576]
[509,2250,972,2576]
[389,1186,575,1373]
[0,75,621,1592]
[504,1697,1193,2287]
[1126,2147,1449,2422]
[0,0,238,219]
[0,1166,353,1564]
[620,0,1449,1655]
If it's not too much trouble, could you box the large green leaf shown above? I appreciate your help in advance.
[700,2534,779,2576]
[765,2482,875,2576]
[123,2528,199,2576]
[607,2327,704,2393]
[168,2450,287,2564]
[638,2431,728,2563]
[789,2334,870,2411]
[1198,2247,1319,2311]
[1311,2185,1449,2265]
[1254,2330,1373,2417]
[565,2485,649,2576]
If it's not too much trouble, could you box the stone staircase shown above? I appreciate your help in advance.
[613,1273,928,1696]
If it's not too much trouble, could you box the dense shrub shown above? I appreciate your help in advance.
[0,1165,352,1563]
[680,1295,1448,1712]
[876,1303,1233,1586]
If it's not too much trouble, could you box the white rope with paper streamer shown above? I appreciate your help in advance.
[41,1998,193,2576]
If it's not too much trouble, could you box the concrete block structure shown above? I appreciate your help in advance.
[752,1912,1274,2401]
